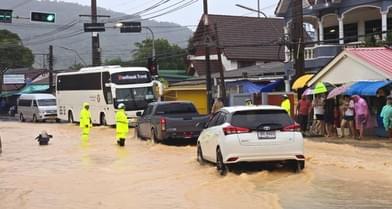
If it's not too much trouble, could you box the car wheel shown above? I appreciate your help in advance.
[197,143,205,165]
[100,113,107,126]
[68,111,74,123]
[290,160,304,173]
[32,114,38,123]
[151,129,158,144]
[19,113,25,122]
[56,118,61,123]
[216,148,228,176]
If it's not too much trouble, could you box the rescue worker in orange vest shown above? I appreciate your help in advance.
[116,103,129,146]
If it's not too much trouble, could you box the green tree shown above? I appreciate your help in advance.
[132,38,186,70]
[0,30,34,92]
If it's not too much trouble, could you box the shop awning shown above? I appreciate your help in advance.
[17,84,49,95]
[345,80,392,96]
[292,74,314,90]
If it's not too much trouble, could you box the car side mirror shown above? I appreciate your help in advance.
[136,111,142,117]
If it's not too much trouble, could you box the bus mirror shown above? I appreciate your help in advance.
[105,83,111,87]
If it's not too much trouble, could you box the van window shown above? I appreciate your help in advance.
[37,99,56,106]
[18,99,32,107]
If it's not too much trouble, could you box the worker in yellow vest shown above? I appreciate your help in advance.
[281,94,291,116]
[116,103,129,146]
[80,102,92,141]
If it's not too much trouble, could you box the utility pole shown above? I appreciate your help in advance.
[291,0,305,83]
[257,0,260,18]
[91,0,101,66]
[48,45,54,93]
[203,0,213,113]
[214,24,226,100]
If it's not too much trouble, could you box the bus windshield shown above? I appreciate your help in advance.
[115,87,155,111]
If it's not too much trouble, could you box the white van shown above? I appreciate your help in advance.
[17,94,58,122]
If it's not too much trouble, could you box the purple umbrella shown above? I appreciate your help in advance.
[327,83,353,99]
[302,88,313,96]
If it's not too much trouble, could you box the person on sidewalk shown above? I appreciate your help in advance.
[80,102,92,141]
[116,103,129,146]
[296,95,311,132]
[352,95,369,140]
[311,94,325,136]
[381,96,392,140]
[281,94,291,116]
[340,96,355,138]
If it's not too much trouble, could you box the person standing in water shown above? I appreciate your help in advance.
[116,103,129,146]
[80,102,92,141]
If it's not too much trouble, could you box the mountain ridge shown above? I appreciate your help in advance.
[1,0,193,69]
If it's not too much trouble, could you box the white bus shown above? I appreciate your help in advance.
[56,66,159,126]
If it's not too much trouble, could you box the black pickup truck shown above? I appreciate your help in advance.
[136,101,209,143]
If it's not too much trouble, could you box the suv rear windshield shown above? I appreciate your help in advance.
[155,103,197,115]
[231,110,292,130]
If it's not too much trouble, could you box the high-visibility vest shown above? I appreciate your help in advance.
[281,99,291,116]
[116,109,129,139]
[80,108,92,128]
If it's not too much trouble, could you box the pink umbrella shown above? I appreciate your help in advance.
[327,83,353,99]
[302,88,313,96]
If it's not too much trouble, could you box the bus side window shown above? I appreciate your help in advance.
[102,72,113,104]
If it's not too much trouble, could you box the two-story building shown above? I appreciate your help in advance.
[187,14,285,77]
[276,0,392,73]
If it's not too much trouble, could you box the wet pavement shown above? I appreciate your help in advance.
[1,121,392,209]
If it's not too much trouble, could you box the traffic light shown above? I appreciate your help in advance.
[147,57,158,76]
[119,22,142,33]
[0,9,12,23]
[31,12,56,23]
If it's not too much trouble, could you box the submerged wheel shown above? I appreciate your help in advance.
[151,129,158,144]
[100,113,107,126]
[19,113,25,122]
[32,114,38,123]
[290,160,304,173]
[197,143,205,165]
[68,111,74,123]
[216,148,228,176]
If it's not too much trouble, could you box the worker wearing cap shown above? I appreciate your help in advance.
[80,102,92,141]
[116,103,129,146]
[281,94,291,116]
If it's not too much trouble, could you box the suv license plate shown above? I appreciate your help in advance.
[257,131,276,139]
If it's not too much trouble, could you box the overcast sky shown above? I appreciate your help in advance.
[59,0,280,26]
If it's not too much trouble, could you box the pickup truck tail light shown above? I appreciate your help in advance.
[282,124,300,132]
[223,125,251,135]
[160,117,166,131]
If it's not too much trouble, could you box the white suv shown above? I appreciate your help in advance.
[197,105,305,175]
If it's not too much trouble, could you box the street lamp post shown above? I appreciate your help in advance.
[235,4,268,18]
[142,26,156,62]
[57,46,87,66]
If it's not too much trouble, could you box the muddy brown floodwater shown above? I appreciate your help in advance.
[1,121,392,209]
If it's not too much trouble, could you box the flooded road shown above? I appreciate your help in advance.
[1,121,392,209]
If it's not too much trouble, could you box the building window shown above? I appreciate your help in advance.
[238,61,256,68]
[324,25,339,44]
[344,23,358,43]
[365,19,382,41]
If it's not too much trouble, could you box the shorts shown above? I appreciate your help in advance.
[315,114,324,121]
[343,116,354,121]
[357,114,367,125]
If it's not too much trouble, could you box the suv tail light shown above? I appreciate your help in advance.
[282,124,300,132]
[223,125,251,135]
[160,117,166,131]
